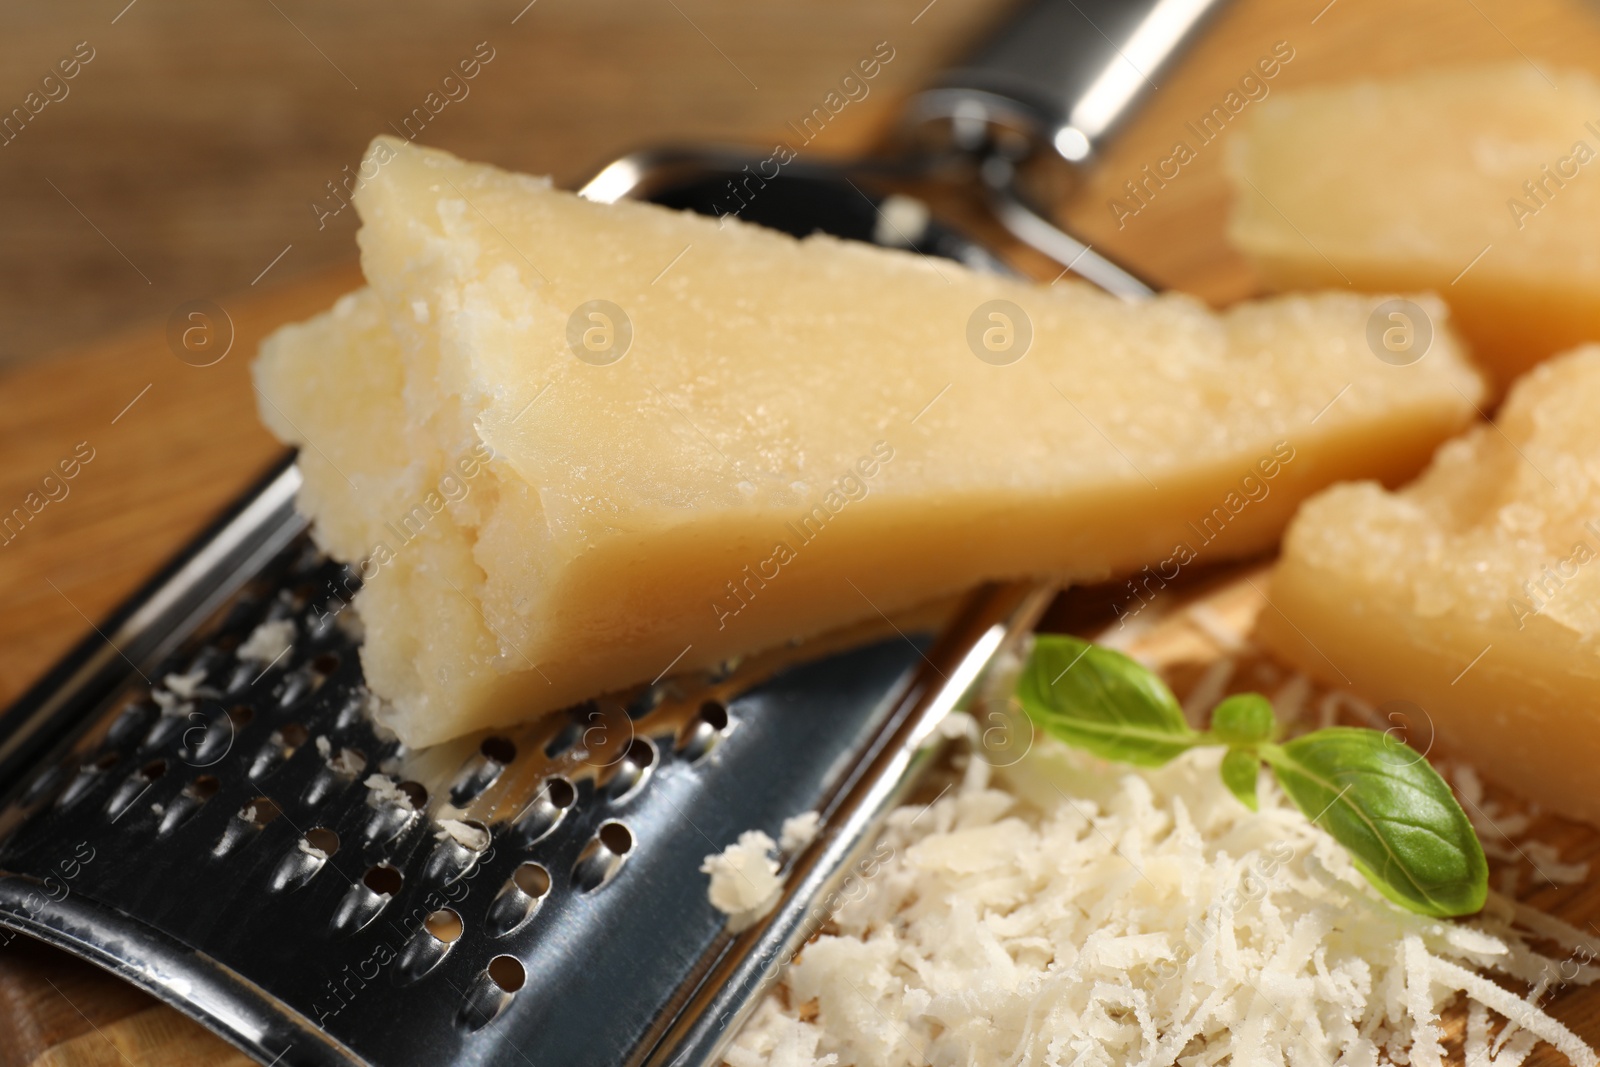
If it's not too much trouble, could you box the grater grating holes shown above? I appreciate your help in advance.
[394,907,462,984]
[572,820,633,891]
[448,736,515,806]
[249,722,307,779]
[457,955,527,1031]
[106,700,155,746]
[604,737,656,801]
[485,862,551,938]
[331,862,403,936]
[419,818,490,887]
[56,751,119,809]
[104,758,166,822]
[157,773,219,835]
[508,776,573,846]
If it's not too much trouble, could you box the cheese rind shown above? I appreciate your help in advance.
[1228,63,1600,390]
[256,137,1485,746]
[1259,346,1600,827]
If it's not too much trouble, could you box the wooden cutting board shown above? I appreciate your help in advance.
[5,0,1600,1063]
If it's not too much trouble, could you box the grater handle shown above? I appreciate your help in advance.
[911,0,1228,295]
[911,0,1229,163]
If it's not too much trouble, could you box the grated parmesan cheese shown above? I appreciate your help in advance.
[162,667,209,700]
[435,818,489,852]
[364,774,415,812]
[1181,659,1236,720]
[1520,841,1589,887]
[327,747,366,777]
[702,830,785,932]
[1448,763,1589,890]
[1269,670,1314,726]
[780,812,822,854]
[237,618,296,665]
[726,737,1600,1067]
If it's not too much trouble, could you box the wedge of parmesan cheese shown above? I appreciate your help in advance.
[1228,63,1600,390]
[1259,346,1600,827]
[255,136,1485,746]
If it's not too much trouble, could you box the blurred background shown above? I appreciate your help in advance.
[0,0,1004,370]
[2,0,1599,371]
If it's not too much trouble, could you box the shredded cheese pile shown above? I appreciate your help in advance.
[726,727,1599,1067]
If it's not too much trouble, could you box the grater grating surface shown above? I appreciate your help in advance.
[0,460,1046,1067]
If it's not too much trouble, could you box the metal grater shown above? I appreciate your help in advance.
[0,455,1048,1067]
[0,3,1222,1064]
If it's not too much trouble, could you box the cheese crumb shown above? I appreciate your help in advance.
[297,836,328,861]
[328,747,366,776]
[237,618,296,665]
[364,774,416,812]
[1448,763,1587,885]
[728,739,1600,1066]
[162,667,209,699]
[435,818,489,852]
[725,999,839,1067]
[701,830,782,932]
[779,812,821,854]
[1522,840,1590,886]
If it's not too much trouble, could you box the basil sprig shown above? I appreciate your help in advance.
[1015,635,1487,918]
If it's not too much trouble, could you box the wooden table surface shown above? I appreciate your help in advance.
[4,0,1600,1063]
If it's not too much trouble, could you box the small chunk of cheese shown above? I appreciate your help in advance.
[434,818,489,852]
[255,137,1484,746]
[700,830,783,931]
[1259,346,1600,827]
[1228,63,1600,390]
[363,773,416,813]
[778,811,820,853]
[236,618,295,666]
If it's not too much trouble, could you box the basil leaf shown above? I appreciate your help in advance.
[1016,635,1200,767]
[1262,727,1487,917]
[1211,693,1275,746]
[1220,749,1261,811]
